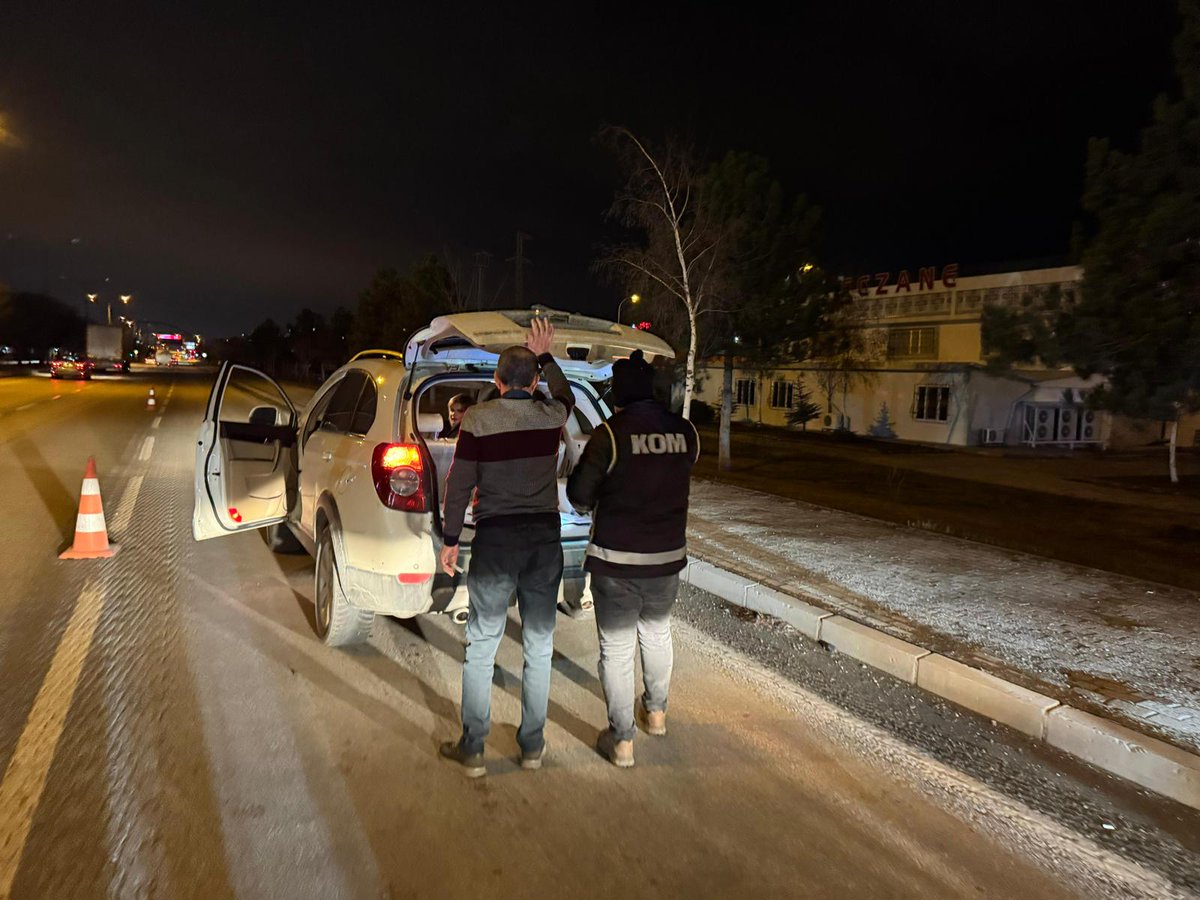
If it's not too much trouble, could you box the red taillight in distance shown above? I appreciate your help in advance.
[371,443,429,512]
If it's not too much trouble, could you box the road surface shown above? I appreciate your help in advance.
[0,369,1195,898]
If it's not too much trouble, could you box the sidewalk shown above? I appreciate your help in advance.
[687,479,1200,756]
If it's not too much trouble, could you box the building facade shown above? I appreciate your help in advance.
[694,264,1198,449]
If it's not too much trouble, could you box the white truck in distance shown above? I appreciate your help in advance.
[86,324,129,373]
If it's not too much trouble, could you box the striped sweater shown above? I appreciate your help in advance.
[441,355,574,547]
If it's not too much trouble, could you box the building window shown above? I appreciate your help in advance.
[769,380,795,409]
[887,326,938,359]
[913,385,950,422]
[735,378,756,407]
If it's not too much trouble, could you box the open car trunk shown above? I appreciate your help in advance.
[411,372,602,547]
[405,307,674,370]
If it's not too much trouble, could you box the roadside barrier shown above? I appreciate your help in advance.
[59,458,119,560]
[147,388,156,409]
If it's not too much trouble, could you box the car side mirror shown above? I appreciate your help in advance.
[249,405,279,427]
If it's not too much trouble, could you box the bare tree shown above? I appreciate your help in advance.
[597,127,723,419]
[809,303,881,431]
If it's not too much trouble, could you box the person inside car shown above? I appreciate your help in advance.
[439,394,475,440]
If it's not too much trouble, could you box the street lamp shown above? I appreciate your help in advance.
[90,293,132,325]
[617,293,640,325]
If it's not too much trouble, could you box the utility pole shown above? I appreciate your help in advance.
[509,232,532,307]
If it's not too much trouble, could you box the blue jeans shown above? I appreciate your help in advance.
[460,516,562,755]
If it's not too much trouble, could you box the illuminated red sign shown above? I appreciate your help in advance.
[155,333,183,341]
[841,264,959,297]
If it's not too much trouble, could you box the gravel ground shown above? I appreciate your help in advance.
[674,582,1200,895]
[688,480,1200,753]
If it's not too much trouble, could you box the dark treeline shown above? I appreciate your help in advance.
[0,291,86,358]
[212,254,463,380]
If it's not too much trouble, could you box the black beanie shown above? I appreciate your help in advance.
[612,350,655,406]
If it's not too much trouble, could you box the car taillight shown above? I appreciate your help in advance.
[371,442,428,512]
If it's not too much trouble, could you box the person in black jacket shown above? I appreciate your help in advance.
[567,350,699,768]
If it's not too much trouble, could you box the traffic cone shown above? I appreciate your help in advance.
[59,458,119,560]
[147,388,156,409]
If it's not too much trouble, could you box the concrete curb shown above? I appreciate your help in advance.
[681,555,1200,811]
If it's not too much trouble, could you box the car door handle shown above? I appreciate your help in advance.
[321,451,333,462]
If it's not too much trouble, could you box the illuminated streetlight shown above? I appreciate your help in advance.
[617,293,641,324]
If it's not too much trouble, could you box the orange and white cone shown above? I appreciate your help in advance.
[147,388,156,409]
[59,457,119,560]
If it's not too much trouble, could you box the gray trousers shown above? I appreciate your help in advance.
[592,572,679,742]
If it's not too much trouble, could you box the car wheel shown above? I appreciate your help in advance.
[263,521,305,554]
[314,525,374,647]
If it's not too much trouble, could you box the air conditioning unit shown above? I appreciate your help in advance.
[978,428,1004,445]
[1081,409,1098,441]
[1058,408,1075,441]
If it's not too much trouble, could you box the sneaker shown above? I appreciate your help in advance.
[639,700,667,736]
[597,729,634,768]
[520,744,545,770]
[439,741,486,778]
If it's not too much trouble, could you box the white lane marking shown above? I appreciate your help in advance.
[137,436,155,461]
[52,395,61,401]
[108,474,144,536]
[0,582,107,895]
[15,403,33,411]
[151,416,162,429]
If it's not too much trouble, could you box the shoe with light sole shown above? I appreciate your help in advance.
[645,710,667,736]
[597,729,634,768]
[439,741,486,778]
[639,700,667,736]
[520,745,545,770]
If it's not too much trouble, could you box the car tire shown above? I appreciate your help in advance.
[263,521,305,554]
[314,525,374,647]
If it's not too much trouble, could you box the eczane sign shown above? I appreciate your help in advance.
[841,263,959,297]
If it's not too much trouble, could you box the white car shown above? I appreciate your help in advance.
[192,308,673,646]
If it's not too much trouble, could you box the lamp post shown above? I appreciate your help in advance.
[90,292,132,325]
[617,293,640,325]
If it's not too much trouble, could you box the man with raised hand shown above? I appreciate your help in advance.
[567,350,699,768]
[438,318,573,777]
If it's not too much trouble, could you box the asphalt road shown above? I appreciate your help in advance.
[0,368,1195,899]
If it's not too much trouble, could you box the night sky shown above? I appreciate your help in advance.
[0,2,1182,338]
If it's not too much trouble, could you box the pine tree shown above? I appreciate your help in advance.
[1063,0,1200,481]
[787,383,822,430]
[868,402,897,439]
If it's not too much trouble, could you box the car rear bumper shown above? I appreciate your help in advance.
[346,537,590,619]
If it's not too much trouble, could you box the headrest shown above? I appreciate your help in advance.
[417,412,444,435]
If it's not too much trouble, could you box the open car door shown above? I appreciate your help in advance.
[192,363,298,541]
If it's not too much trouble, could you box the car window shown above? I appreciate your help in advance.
[349,377,378,435]
[302,385,337,446]
[322,372,368,434]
